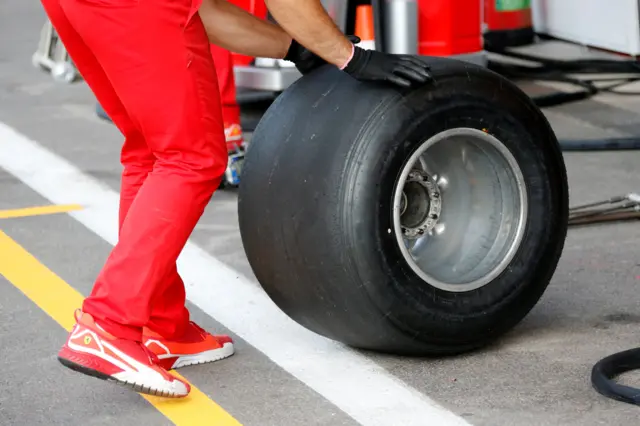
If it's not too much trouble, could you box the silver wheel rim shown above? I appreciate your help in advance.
[392,128,528,292]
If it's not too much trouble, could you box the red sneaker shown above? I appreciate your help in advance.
[57,310,190,398]
[143,322,235,370]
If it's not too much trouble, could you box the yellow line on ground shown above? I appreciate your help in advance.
[0,230,242,426]
[0,204,84,219]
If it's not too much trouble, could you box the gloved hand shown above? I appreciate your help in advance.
[284,35,361,75]
[342,46,433,88]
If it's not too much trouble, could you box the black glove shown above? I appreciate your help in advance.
[284,35,361,75]
[342,46,433,88]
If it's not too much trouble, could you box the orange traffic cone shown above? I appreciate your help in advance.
[354,5,376,50]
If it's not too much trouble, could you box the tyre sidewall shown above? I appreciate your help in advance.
[342,74,568,348]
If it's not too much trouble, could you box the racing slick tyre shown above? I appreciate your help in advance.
[237,57,569,356]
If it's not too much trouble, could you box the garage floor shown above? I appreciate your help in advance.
[2,3,640,426]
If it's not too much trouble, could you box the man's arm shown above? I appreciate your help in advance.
[198,0,292,60]
[263,0,353,68]
[199,0,432,87]
[199,0,352,67]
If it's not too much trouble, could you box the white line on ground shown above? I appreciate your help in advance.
[0,121,472,426]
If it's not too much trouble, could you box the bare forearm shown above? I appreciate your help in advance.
[265,0,353,68]
[199,0,291,59]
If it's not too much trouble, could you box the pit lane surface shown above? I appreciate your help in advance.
[2,2,640,425]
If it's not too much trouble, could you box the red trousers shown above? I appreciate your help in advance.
[42,0,227,341]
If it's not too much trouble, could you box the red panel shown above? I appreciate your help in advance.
[416,0,483,56]
[484,0,532,31]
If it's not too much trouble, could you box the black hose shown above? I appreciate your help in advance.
[487,46,640,150]
[559,138,640,151]
[592,348,640,406]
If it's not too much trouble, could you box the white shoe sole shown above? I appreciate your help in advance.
[111,370,189,397]
[59,348,189,398]
[166,342,235,369]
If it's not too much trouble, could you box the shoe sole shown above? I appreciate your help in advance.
[169,342,235,369]
[58,355,187,398]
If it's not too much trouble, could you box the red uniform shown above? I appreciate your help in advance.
[43,0,234,397]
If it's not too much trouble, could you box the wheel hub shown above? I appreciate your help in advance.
[400,170,442,239]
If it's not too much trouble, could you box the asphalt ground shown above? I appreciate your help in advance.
[2,2,640,426]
